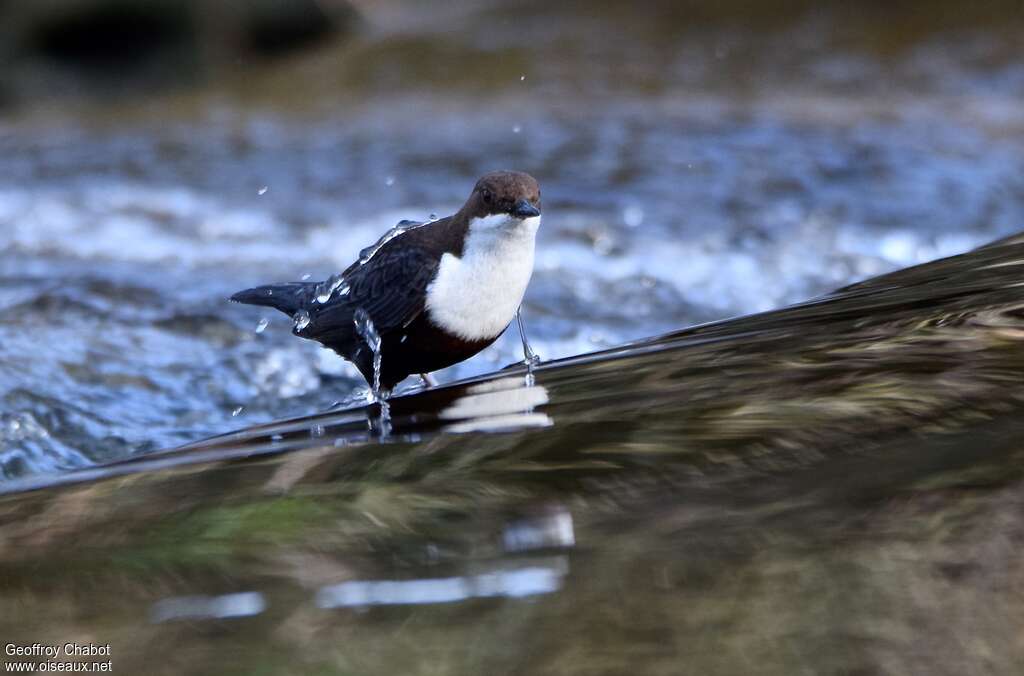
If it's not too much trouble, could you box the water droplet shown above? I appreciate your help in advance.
[623,205,645,228]
[385,176,395,186]
[293,309,311,332]
[315,275,349,304]
[257,186,268,195]
[255,317,269,333]
[354,308,386,405]
[512,125,522,134]
[354,309,381,351]
[593,234,614,255]
[357,220,424,264]
[231,406,243,417]
[520,75,526,81]
[301,273,311,281]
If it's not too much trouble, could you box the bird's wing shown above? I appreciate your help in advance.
[303,241,442,347]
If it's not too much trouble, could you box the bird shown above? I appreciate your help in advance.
[231,170,543,396]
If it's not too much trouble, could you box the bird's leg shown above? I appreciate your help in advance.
[516,306,541,370]
[419,372,439,388]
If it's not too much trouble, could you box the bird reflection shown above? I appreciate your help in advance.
[315,556,569,609]
[316,504,575,609]
[150,591,266,623]
[439,376,551,434]
[502,504,575,553]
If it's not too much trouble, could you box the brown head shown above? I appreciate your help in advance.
[459,171,542,222]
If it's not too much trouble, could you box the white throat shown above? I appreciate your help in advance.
[425,214,540,340]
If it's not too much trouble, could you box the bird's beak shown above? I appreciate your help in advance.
[511,199,541,219]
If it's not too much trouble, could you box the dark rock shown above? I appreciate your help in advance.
[0,0,359,103]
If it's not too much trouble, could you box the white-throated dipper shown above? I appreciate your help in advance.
[231,171,542,394]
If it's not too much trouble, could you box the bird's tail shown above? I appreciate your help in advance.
[230,282,312,316]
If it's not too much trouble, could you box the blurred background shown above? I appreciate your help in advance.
[2,0,1024,480]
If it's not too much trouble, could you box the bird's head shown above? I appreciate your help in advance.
[461,171,542,232]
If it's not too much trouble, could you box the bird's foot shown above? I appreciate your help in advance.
[515,307,541,372]
[499,354,542,374]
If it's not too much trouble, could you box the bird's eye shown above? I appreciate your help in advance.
[481,188,493,204]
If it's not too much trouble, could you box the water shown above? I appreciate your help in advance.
[353,307,392,437]
[313,274,349,304]
[356,219,427,266]
[5,238,1024,673]
[291,308,311,332]
[4,5,1024,673]
[1,1,1024,483]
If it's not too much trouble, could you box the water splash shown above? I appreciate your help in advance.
[293,309,311,332]
[354,308,391,437]
[354,308,384,401]
[257,186,268,196]
[357,220,424,265]
[254,317,269,334]
[314,274,350,304]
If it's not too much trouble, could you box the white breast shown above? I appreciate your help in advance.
[425,215,540,340]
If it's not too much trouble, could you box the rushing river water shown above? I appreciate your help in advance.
[2,2,1024,482]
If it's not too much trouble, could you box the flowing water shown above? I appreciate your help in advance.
[4,3,1024,672]
[5,236,1024,674]
[2,2,1024,480]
